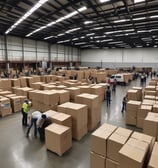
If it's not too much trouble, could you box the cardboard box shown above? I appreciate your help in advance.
[90,85,103,102]
[91,123,117,157]
[107,127,133,162]
[55,90,70,104]
[45,123,72,156]
[10,96,21,113]
[131,131,156,164]
[0,97,12,117]
[137,105,152,118]
[58,102,88,140]
[5,94,16,98]
[19,77,27,87]
[144,91,156,96]
[144,95,156,101]
[118,138,149,168]
[127,89,139,101]
[152,104,158,113]
[106,158,119,168]
[90,152,105,168]
[148,142,158,168]
[75,93,101,131]
[42,90,59,105]
[143,112,158,139]
[77,86,91,94]
[10,79,20,87]
[145,86,156,91]
[30,82,45,89]
[65,87,80,101]
[0,91,12,96]
[44,111,72,128]
[142,99,155,106]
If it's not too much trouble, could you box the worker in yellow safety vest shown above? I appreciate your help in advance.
[21,99,29,126]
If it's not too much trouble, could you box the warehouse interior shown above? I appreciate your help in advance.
[0,0,158,168]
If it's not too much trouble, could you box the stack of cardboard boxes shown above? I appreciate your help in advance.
[0,79,12,91]
[0,96,12,116]
[144,112,158,140]
[10,79,20,87]
[90,124,156,168]
[58,102,88,140]
[137,105,153,128]
[75,93,101,131]
[10,96,21,113]
[126,100,141,126]
[65,87,80,102]
[132,87,142,101]
[90,123,117,168]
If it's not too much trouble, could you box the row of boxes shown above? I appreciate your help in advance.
[90,123,156,168]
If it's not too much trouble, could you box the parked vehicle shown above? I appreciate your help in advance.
[109,73,132,85]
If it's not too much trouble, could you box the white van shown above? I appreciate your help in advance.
[110,73,131,85]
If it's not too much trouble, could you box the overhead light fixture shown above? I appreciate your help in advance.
[86,33,95,36]
[114,19,130,23]
[26,6,87,37]
[44,36,55,40]
[84,21,93,24]
[5,0,48,34]
[57,39,70,43]
[133,17,146,21]
[150,15,158,19]
[75,42,87,45]
[65,27,80,34]
[91,27,104,30]
[72,38,79,41]
[134,0,145,3]
[100,0,110,3]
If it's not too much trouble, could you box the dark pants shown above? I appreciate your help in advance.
[106,97,111,107]
[27,118,37,137]
[38,127,45,141]
[22,111,28,126]
[121,103,126,113]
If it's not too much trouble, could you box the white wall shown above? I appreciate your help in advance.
[81,48,158,69]
[0,35,80,62]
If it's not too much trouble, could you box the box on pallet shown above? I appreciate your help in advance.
[45,123,72,156]
[65,87,80,101]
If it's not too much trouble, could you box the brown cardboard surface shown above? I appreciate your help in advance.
[106,158,118,168]
[45,123,72,156]
[107,127,133,162]
[91,123,117,157]
[148,142,158,168]
[118,138,149,168]
[90,152,105,168]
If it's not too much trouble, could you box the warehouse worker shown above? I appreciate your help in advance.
[26,111,42,138]
[106,86,111,107]
[38,115,52,142]
[21,99,30,126]
[121,96,127,113]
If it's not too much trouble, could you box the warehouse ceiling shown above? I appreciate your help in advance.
[0,0,158,49]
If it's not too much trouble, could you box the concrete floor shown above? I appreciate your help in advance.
[0,77,150,168]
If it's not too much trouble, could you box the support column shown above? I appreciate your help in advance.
[4,35,9,72]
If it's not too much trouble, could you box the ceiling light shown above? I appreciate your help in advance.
[100,0,110,3]
[57,33,64,37]
[5,0,48,34]
[150,15,158,19]
[84,21,93,24]
[114,19,130,23]
[91,27,104,30]
[26,6,87,37]
[101,39,113,42]
[72,38,79,41]
[44,36,55,40]
[133,17,146,21]
[86,33,95,36]
[66,27,80,34]
[134,0,145,3]
[75,42,87,45]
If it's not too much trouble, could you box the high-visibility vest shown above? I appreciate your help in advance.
[22,102,29,113]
